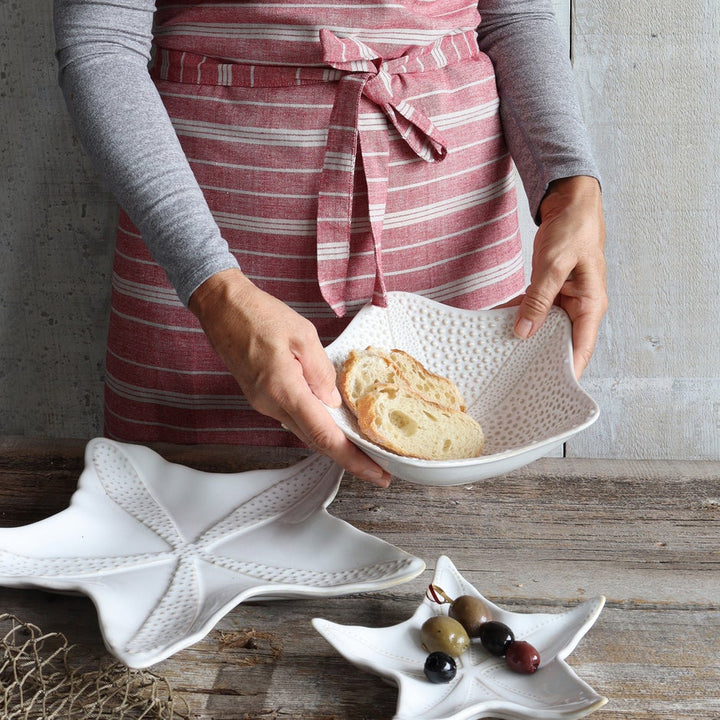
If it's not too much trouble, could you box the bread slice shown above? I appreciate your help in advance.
[356,383,484,460]
[338,346,465,415]
[337,348,400,415]
[386,348,466,412]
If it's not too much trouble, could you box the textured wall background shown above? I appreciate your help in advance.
[569,0,720,458]
[1,1,718,458]
[1,0,116,438]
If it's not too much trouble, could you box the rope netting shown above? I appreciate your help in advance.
[0,614,187,719]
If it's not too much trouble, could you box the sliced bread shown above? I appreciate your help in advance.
[385,348,466,412]
[337,347,400,415]
[356,383,484,460]
[338,346,465,415]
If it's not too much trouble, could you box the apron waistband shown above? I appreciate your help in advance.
[152,29,482,315]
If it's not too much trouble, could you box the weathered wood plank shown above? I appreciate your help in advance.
[0,440,717,719]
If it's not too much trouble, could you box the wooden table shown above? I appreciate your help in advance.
[0,437,718,719]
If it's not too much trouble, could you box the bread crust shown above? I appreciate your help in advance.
[338,347,482,460]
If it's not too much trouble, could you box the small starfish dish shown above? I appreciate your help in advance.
[325,292,600,485]
[0,438,425,668]
[313,556,607,720]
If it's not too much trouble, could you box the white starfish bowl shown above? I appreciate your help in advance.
[313,556,607,720]
[325,292,600,485]
[0,438,425,668]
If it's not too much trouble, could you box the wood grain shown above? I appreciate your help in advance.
[0,438,718,719]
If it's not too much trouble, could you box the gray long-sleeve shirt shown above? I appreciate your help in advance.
[54,0,600,307]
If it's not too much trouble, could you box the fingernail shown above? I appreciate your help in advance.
[330,387,342,407]
[364,468,389,487]
[514,317,533,339]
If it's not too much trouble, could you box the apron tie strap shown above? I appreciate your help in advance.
[316,29,478,315]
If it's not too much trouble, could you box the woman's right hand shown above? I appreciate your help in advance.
[188,268,392,487]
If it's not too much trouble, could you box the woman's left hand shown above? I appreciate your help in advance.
[512,175,607,378]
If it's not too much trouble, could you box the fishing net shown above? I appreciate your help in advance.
[0,613,187,719]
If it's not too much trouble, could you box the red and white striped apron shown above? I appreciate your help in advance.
[105,1,525,446]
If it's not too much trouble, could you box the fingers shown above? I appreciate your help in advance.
[564,273,607,379]
[271,358,391,486]
[189,270,392,487]
[297,340,343,409]
[514,265,606,379]
[279,398,392,488]
[289,329,391,485]
[513,269,565,340]
[570,311,599,378]
[253,351,392,487]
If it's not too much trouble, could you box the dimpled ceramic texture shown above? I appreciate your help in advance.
[313,556,607,720]
[0,438,425,668]
[325,292,599,485]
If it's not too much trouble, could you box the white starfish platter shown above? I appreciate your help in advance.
[0,438,425,668]
[313,556,607,720]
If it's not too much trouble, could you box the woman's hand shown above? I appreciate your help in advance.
[189,268,391,487]
[513,176,607,378]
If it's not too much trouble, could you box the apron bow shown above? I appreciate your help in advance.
[316,29,476,315]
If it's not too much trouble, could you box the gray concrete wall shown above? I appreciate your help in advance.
[1,0,116,438]
[569,0,720,459]
[1,1,718,458]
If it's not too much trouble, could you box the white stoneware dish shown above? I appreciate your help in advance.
[325,292,599,485]
[0,438,425,668]
[314,555,607,720]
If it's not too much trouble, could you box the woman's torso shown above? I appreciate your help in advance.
[105,0,524,445]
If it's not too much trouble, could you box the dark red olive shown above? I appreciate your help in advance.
[424,651,457,683]
[478,621,515,656]
[505,640,540,673]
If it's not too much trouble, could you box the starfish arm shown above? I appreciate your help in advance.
[207,554,421,593]
[313,616,426,679]
[0,547,172,581]
[89,439,185,546]
[123,555,201,658]
[516,597,606,663]
[196,454,343,549]
[472,658,608,719]
[203,507,424,594]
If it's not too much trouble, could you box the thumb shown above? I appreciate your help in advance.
[298,344,343,408]
[513,277,562,340]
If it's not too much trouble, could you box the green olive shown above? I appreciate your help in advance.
[420,616,470,657]
[448,595,490,638]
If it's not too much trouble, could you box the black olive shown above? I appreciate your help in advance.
[423,651,457,683]
[478,620,515,656]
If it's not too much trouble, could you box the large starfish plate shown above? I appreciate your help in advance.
[313,556,607,720]
[0,438,425,668]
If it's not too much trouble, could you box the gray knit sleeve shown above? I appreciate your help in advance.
[477,0,601,221]
[53,0,239,307]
